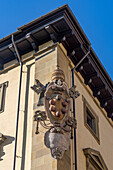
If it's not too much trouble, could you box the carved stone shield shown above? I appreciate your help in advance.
[44,80,70,124]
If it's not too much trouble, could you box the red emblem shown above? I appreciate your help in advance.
[44,79,70,124]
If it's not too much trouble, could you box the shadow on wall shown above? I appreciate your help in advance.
[0,135,14,161]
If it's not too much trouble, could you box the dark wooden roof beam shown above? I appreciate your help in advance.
[8,44,16,54]
[0,36,26,53]
[85,78,93,85]
[84,73,98,85]
[61,36,70,47]
[45,25,58,43]
[67,44,82,55]
[26,33,38,51]
[68,49,76,59]
[64,11,89,46]
[107,112,113,118]
[100,96,113,108]
[0,16,65,53]
[78,62,89,72]
[67,45,84,64]
[58,29,72,39]
[93,85,106,97]
[0,58,4,70]
[0,56,5,63]
[107,108,113,118]
[78,60,92,74]
[19,11,65,33]
[87,56,112,95]
[8,44,21,60]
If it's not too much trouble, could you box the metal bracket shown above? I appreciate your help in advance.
[34,110,47,134]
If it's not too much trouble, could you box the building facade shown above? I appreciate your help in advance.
[0,4,113,170]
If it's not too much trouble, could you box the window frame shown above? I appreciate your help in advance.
[83,148,108,170]
[83,96,100,144]
[0,81,8,113]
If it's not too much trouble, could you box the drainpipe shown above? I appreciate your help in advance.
[71,47,90,170]
[12,34,23,170]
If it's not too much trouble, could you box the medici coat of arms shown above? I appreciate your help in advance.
[31,65,80,159]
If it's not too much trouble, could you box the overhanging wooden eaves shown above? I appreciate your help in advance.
[0,4,112,120]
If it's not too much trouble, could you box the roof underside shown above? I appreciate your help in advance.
[0,4,113,120]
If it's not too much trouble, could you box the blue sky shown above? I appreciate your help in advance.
[0,0,113,80]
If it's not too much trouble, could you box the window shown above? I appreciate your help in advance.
[0,81,8,113]
[83,96,99,143]
[83,148,108,170]
[86,107,96,134]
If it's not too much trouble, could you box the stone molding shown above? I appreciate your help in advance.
[83,148,108,170]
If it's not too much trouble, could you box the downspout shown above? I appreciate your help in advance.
[71,47,90,170]
[12,34,23,170]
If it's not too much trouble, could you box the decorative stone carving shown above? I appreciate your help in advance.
[69,85,80,99]
[45,130,70,159]
[44,73,71,124]
[31,79,46,95]
[31,65,80,159]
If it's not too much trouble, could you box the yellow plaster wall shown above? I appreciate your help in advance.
[75,73,113,170]
[56,43,113,170]
[0,66,20,170]
[0,54,35,170]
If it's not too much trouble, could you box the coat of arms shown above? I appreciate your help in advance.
[31,65,80,159]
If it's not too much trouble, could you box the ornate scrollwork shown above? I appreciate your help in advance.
[34,110,47,121]
[65,116,77,129]
[31,66,80,159]
[31,79,46,95]
[69,85,80,99]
